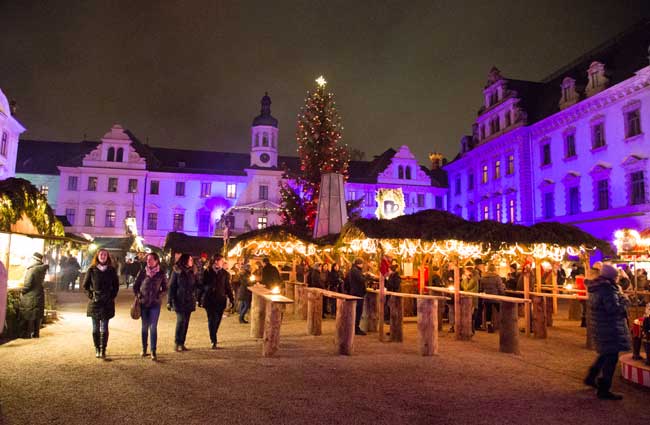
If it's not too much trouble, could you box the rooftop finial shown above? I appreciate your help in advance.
[260,92,271,116]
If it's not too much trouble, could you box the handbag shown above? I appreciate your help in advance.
[130,297,141,320]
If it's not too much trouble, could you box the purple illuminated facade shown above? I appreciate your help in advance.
[14,94,446,247]
[444,21,650,241]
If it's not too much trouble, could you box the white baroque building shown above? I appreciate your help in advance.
[0,89,25,179]
[15,93,447,247]
[445,20,650,242]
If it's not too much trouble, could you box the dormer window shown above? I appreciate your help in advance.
[398,165,404,179]
[107,147,115,162]
[116,147,124,162]
[0,132,7,156]
[488,91,499,107]
[405,166,412,180]
[505,111,511,127]
[586,62,608,97]
[490,117,500,134]
[559,77,578,110]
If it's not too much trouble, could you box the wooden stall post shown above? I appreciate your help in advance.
[545,295,554,327]
[262,302,284,357]
[388,296,403,342]
[535,261,542,293]
[364,291,378,332]
[294,284,308,320]
[532,295,547,339]
[378,256,385,342]
[551,265,558,313]
[523,271,531,336]
[335,299,356,355]
[284,281,295,315]
[452,262,461,339]
[499,301,520,354]
[437,299,444,332]
[307,288,323,336]
[417,298,438,356]
[457,295,473,341]
[250,291,266,339]
[568,299,582,320]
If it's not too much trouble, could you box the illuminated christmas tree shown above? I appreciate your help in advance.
[281,76,350,231]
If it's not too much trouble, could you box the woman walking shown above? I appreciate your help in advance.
[237,264,252,324]
[167,253,197,352]
[198,255,234,349]
[133,253,168,361]
[83,249,119,359]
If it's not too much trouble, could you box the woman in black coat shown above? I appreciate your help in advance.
[198,255,234,349]
[20,252,48,338]
[237,264,252,324]
[133,252,168,361]
[167,253,197,352]
[83,249,119,359]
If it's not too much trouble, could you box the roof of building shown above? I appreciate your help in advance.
[251,93,278,128]
[16,139,99,174]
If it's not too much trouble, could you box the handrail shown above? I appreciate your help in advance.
[308,287,362,300]
[248,285,294,304]
[366,288,446,300]
[426,286,530,304]
[505,289,587,300]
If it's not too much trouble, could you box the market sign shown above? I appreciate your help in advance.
[375,188,405,220]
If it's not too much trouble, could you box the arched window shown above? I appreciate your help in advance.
[398,165,404,179]
[116,148,124,162]
[107,147,115,162]
[1,132,8,156]
[405,166,412,180]
[255,133,259,147]
[262,134,269,147]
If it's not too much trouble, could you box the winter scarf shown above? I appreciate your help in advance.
[146,264,160,278]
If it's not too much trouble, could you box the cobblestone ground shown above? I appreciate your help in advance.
[1,290,649,425]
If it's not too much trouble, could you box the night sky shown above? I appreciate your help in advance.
[0,1,646,163]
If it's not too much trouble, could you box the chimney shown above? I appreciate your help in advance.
[428,152,444,170]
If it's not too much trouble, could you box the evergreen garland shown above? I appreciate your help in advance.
[0,178,64,236]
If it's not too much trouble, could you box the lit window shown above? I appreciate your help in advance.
[257,216,268,229]
[105,210,116,228]
[482,205,489,221]
[507,155,515,175]
[482,165,488,184]
[150,180,159,195]
[173,213,184,231]
[508,199,516,223]
[128,179,138,193]
[147,212,157,230]
[87,176,98,191]
[495,202,502,222]
[108,177,118,192]
[65,208,76,225]
[85,209,95,227]
[200,182,211,198]
[494,160,501,179]
[226,183,236,198]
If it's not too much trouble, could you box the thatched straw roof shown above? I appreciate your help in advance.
[340,209,609,250]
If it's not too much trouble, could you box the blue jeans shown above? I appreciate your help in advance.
[92,318,109,334]
[175,311,191,345]
[141,304,161,351]
[239,300,250,322]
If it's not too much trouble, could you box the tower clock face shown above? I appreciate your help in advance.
[259,153,270,164]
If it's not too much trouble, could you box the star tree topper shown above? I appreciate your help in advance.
[315,75,327,87]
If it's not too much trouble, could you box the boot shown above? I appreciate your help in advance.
[151,350,157,361]
[644,341,650,365]
[487,322,494,334]
[93,332,101,358]
[584,367,598,388]
[596,377,622,400]
[140,346,148,357]
[632,336,642,360]
[100,332,108,359]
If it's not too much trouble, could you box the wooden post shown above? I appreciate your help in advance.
[388,296,403,342]
[535,261,542,293]
[294,285,307,320]
[437,299,444,331]
[284,281,295,315]
[262,302,284,357]
[250,292,266,339]
[545,295,554,327]
[378,266,385,342]
[532,295,547,339]
[499,302,520,354]
[418,265,425,295]
[417,298,438,356]
[551,265,558,313]
[453,262,461,338]
[335,299,355,355]
[364,291,378,332]
[457,295,473,341]
[307,288,323,336]
[568,299,582,320]
[523,271,531,336]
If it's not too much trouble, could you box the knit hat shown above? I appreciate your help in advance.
[32,252,44,262]
[600,264,618,281]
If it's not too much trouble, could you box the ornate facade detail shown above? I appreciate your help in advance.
[586,61,609,97]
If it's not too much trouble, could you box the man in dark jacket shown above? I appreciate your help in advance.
[199,255,234,349]
[478,263,505,333]
[584,264,631,400]
[261,258,281,289]
[20,252,48,338]
[347,258,367,335]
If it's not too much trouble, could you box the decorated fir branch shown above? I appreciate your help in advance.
[0,178,64,236]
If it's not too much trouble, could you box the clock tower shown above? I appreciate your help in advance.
[250,92,278,168]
